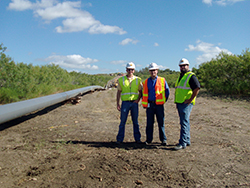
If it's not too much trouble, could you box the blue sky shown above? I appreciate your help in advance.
[1,0,249,74]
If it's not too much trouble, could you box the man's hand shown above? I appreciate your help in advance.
[184,99,192,104]
[134,99,139,103]
[117,104,121,111]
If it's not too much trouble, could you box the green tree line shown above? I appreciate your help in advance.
[193,49,250,96]
[0,44,114,104]
[1,43,249,104]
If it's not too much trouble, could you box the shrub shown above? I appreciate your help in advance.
[193,49,250,96]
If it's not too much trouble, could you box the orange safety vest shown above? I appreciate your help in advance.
[142,77,166,108]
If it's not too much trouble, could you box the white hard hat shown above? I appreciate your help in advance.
[126,62,135,69]
[148,62,159,70]
[179,58,189,66]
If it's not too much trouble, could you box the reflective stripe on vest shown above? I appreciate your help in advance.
[174,72,196,105]
[118,76,141,101]
[155,77,166,104]
[142,77,166,107]
[141,79,149,107]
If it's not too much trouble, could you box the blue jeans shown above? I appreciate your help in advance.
[146,103,167,143]
[116,101,141,142]
[176,103,193,147]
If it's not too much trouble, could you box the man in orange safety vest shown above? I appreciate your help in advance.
[142,62,170,146]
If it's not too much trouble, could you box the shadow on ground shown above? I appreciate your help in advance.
[50,140,176,150]
[0,103,63,131]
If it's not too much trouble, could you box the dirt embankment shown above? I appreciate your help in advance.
[0,88,250,188]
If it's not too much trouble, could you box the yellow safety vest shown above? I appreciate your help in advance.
[118,76,141,101]
[175,72,196,105]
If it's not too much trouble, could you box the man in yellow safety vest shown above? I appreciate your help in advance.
[174,58,200,150]
[116,62,143,144]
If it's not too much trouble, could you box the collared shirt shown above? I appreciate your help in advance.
[147,76,170,102]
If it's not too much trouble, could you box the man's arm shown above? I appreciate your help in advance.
[134,90,142,103]
[165,80,170,102]
[184,88,200,104]
[117,90,122,111]
[184,74,200,104]
[134,81,143,103]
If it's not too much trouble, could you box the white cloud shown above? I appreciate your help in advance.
[8,0,58,11]
[202,0,245,6]
[158,65,168,70]
[8,0,33,11]
[55,16,100,33]
[185,40,232,64]
[88,24,127,35]
[218,0,245,6]
[202,0,213,5]
[119,38,139,45]
[44,54,99,70]
[8,0,127,34]
[35,1,84,21]
[154,43,159,47]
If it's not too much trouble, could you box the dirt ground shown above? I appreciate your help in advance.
[0,88,250,188]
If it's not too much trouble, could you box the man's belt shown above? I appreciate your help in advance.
[148,100,155,103]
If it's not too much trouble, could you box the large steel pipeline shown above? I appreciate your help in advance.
[0,85,104,125]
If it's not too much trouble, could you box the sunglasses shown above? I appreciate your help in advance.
[127,69,134,71]
[179,64,188,67]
